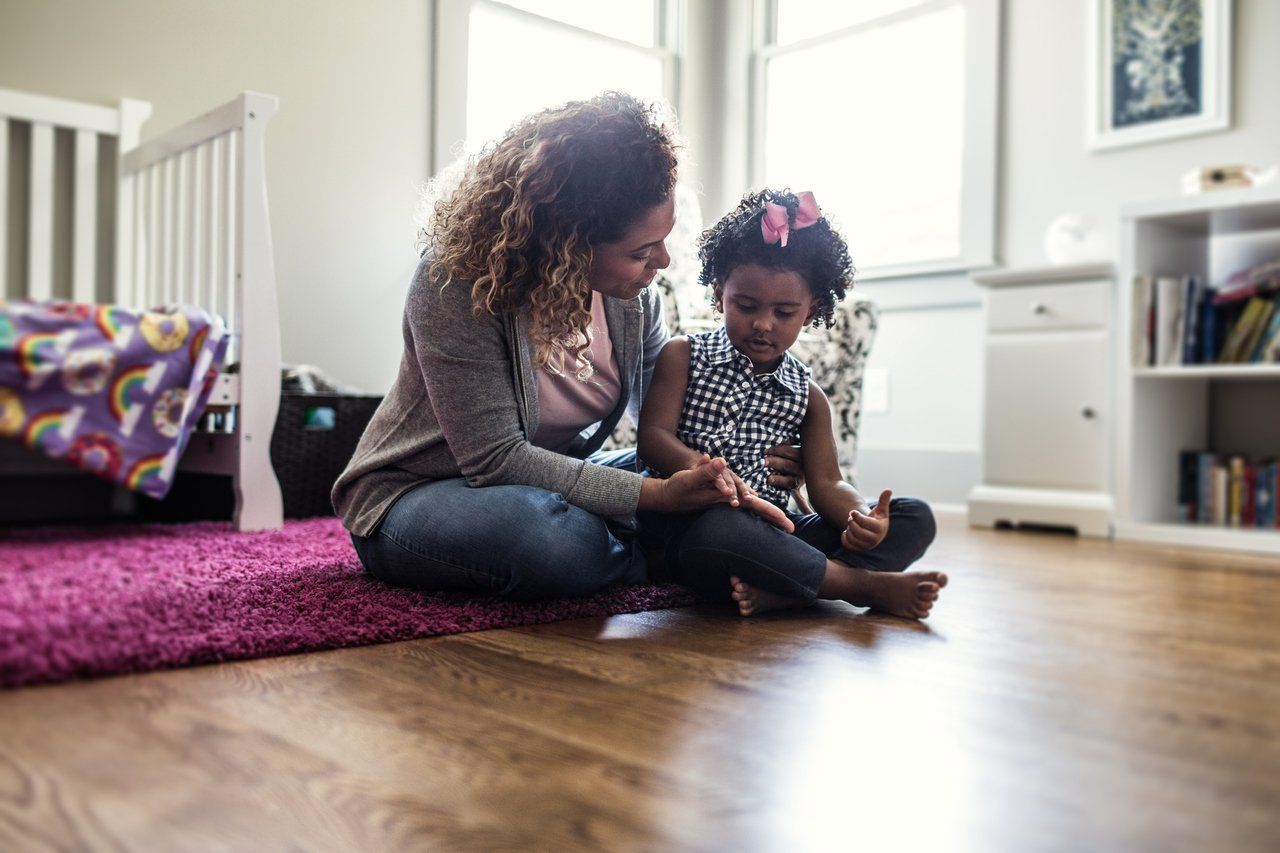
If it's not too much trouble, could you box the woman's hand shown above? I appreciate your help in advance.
[648,456,795,532]
[739,494,795,532]
[841,489,892,552]
[648,454,734,513]
[713,463,795,533]
[764,443,805,491]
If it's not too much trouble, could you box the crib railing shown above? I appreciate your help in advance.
[119,93,283,528]
[0,88,150,304]
[0,88,284,530]
[120,92,281,377]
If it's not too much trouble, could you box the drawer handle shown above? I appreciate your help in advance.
[1032,302,1050,315]
[1081,406,1097,420]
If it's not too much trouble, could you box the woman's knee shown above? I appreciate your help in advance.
[421,486,641,600]
[498,491,644,600]
[369,481,638,598]
[354,529,498,592]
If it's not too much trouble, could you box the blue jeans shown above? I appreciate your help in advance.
[350,448,936,602]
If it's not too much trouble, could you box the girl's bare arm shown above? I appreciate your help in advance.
[799,381,871,528]
[637,338,704,475]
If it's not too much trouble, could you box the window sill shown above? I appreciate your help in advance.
[854,254,997,283]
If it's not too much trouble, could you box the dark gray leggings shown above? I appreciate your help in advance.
[643,497,937,604]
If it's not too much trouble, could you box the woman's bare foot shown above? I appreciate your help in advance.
[820,561,948,620]
[729,575,810,617]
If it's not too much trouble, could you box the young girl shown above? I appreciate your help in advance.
[637,189,946,619]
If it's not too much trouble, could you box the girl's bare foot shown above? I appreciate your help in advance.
[820,561,948,620]
[729,575,811,617]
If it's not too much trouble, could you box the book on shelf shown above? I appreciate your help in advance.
[1177,450,1198,522]
[1131,274,1153,367]
[1259,463,1278,528]
[1199,289,1220,363]
[1212,463,1228,525]
[1132,269,1280,366]
[1228,456,1245,526]
[1181,451,1280,529]
[1154,276,1184,365]
[1218,257,1280,300]
[1243,463,1258,527]
[1254,303,1280,362]
[1219,297,1269,363]
[1196,452,1214,524]
[1181,276,1206,364]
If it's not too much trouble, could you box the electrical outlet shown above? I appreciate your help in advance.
[863,367,889,414]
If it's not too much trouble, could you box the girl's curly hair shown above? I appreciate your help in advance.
[697,189,854,328]
[422,92,679,375]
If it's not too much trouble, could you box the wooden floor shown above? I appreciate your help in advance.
[2,516,1279,852]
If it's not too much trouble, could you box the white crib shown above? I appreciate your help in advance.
[0,88,284,531]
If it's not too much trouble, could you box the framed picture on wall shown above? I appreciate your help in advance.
[1086,0,1232,151]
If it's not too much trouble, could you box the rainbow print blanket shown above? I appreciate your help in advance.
[0,300,228,499]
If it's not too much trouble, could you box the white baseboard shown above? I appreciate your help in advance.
[967,484,1114,538]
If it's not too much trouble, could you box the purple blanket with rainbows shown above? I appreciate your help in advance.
[0,300,228,499]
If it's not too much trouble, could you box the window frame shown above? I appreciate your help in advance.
[749,0,1000,280]
[432,0,684,173]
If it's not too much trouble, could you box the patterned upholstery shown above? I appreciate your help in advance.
[606,274,879,482]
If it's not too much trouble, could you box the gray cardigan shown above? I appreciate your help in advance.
[333,255,670,537]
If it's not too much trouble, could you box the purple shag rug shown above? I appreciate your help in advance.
[0,516,694,689]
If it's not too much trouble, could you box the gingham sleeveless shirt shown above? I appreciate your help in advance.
[676,326,811,508]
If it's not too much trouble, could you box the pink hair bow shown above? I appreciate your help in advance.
[760,191,821,247]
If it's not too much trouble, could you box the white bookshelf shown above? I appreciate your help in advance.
[1132,365,1280,380]
[1116,188,1280,557]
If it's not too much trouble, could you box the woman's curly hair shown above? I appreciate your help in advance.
[422,92,679,375]
[697,189,854,328]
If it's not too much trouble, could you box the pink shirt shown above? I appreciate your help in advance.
[531,296,621,452]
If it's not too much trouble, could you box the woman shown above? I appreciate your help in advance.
[333,92,933,602]
[334,93,802,600]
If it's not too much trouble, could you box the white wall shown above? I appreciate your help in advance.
[5,0,1277,504]
[1002,0,1280,270]
[0,0,430,394]
[855,0,1280,506]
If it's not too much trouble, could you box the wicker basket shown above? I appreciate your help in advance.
[269,393,382,519]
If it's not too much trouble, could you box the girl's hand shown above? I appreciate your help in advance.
[764,443,805,490]
[841,489,892,551]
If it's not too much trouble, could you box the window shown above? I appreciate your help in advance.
[433,0,681,164]
[753,0,999,278]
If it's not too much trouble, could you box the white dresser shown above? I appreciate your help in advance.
[968,262,1115,537]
